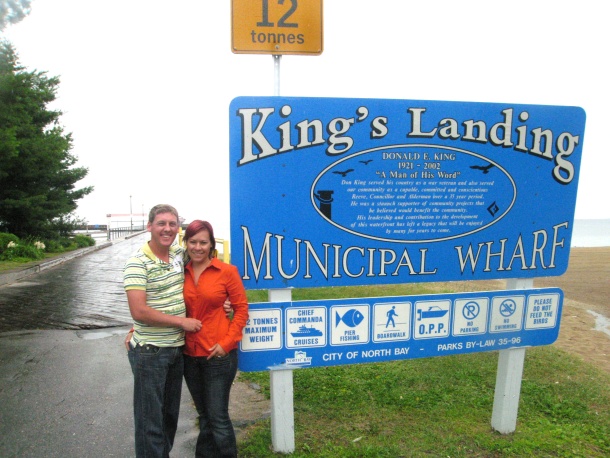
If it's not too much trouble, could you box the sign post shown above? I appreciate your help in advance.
[229,96,586,449]
[491,278,532,434]
[268,288,295,453]
[231,2,324,450]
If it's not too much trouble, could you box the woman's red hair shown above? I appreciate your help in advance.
[184,220,216,258]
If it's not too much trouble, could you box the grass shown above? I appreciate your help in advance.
[239,285,610,457]
[0,252,67,272]
[0,240,96,271]
[0,234,96,272]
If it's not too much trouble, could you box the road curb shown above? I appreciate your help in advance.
[0,231,149,288]
[0,242,113,287]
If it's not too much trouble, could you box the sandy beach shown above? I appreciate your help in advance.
[535,246,610,374]
[448,247,610,373]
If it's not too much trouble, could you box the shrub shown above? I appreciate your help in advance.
[0,233,20,254]
[21,236,47,252]
[0,233,94,261]
[43,239,65,253]
[0,243,45,261]
[59,236,75,248]
[73,234,95,248]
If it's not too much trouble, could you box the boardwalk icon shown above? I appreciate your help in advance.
[386,306,398,328]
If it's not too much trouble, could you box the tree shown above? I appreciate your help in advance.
[0,41,93,238]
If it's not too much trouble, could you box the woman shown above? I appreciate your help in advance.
[182,220,249,458]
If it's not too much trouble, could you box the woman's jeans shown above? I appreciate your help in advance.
[128,344,184,458]
[183,350,238,458]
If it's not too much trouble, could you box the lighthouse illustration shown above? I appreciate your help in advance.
[313,189,334,220]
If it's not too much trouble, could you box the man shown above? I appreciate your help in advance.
[124,204,202,457]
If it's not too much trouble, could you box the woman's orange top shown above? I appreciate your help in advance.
[183,258,249,357]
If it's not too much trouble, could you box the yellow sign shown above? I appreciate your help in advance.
[231,0,323,55]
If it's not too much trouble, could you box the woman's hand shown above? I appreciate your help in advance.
[223,299,233,317]
[207,343,226,360]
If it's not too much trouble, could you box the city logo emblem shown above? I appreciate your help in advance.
[285,351,312,366]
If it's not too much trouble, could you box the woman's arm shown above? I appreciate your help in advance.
[216,265,249,352]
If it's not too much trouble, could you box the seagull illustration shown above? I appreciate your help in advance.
[333,169,355,177]
[470,164,495,174]
[359,159,373,165]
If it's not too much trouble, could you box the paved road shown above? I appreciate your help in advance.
[0,234,202,457]
[0,234,146,332]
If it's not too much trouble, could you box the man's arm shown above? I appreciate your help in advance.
[126,289,202,332]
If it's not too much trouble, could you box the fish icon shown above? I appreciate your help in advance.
[335,308,365,328]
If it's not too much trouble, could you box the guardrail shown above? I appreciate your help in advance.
[76,227,231,262]
[107,226,145,240]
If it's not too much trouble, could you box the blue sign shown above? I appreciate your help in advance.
[237,288,563,372]
[229,97,586,289]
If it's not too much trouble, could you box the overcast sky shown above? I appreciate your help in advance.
[2,0,608,237]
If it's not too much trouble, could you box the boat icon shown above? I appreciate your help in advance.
[417,306,448,321]
[291,325,324,338]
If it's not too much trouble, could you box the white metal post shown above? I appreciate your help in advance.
[491,278,533,433]
[268,288,295,453]
[270,364,295,453]
[273,55,281,96]
[266,53,296,454]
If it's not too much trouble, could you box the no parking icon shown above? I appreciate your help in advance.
[452,298,489,336]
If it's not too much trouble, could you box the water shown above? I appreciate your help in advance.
[571,219,610,247]
[588,311,610,337]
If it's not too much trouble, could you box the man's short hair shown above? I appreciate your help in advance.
[148,204,179,224]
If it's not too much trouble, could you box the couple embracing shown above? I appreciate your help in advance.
[124,204,248,458]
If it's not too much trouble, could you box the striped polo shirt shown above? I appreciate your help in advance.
[123,242,186,347]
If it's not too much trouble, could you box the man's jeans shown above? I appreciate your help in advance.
[128,344,184,458]
[184,350,238,458]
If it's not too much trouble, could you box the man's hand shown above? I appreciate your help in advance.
[181,317,202,332]
[124,330,133,351]
[127,290,201,331]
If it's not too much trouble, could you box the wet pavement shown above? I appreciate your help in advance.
[0,233,203,457]
[0,234,145,332]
